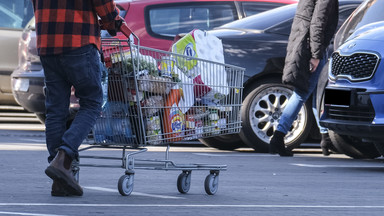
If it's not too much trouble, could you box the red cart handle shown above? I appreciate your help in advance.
[99,19,133,38]
[119,22,132,38]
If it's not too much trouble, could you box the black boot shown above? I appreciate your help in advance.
[270,130,293,157]
[320,133,332,156]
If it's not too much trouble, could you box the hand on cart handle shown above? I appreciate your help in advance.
[99,16,132,37]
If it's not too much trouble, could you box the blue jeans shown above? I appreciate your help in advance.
[277,54,328,135]
[41,45,103,163]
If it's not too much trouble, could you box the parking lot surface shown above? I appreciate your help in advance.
[1,130,384,216]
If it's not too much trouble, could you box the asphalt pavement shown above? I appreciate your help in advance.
[1,129,384,216]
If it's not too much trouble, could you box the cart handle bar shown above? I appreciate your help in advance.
[99,19,138,43]
[119,22,132,38]
[119,22,139,45]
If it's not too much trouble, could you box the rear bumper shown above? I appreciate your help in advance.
[11,69,45,114]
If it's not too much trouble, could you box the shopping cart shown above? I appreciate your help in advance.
[75,23,245,196]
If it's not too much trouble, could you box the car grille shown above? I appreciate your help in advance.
[331,52,379,81]
[327,106,375,122]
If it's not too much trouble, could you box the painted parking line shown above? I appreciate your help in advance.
[0,211,64,216]
[84,186,184,199]
[193,153,272,157]
[1,203,384,209]
[0,144,47,151]
[291,163,384,168]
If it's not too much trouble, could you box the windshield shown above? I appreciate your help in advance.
[0,1,34,29]
[219,4,296,30]
[334,0,384,49]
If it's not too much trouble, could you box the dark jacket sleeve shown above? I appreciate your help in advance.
[310,0,338,59]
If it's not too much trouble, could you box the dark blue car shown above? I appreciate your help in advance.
[320,0,384,159]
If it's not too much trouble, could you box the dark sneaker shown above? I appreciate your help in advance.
[45,150,83,196]
[270,130,293,157]
[320,133,332,156]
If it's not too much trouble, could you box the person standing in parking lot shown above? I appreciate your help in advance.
[31,0,122,196]
[269,0,338,156]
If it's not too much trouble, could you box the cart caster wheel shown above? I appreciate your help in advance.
[73,169,80,183]
[72,161,80,183]
[177,171,191,194]
[204,172,219,195]
[118,174,134,196]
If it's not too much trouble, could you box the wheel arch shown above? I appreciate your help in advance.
[243,55,285,97]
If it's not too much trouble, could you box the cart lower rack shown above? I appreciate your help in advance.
[75,28,244,196]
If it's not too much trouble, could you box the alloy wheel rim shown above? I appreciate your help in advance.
[248,86,307,145]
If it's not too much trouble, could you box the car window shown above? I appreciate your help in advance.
[338,8,356,29]
[258,3,360,37]
[146,3,236,37]
[335,0,384,49]
[265,19,293,35]
[241,2,285,17]
[0,1,33,29]
[222,4,296,30]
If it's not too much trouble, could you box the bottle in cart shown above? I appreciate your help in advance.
[163,87,185,142]
[185,114,195,140]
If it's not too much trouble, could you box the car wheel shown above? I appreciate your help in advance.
[373,142,384,157]
[315,61,338,153]
[35,108,78,128]
[199,134,244,150]
[35,113,46,124]
[239,83,313,152]
[328,130,380,159]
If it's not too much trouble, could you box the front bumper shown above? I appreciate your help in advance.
[320,86,384,139]
[320,118,384,139]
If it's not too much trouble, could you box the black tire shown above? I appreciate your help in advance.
[199,134,243,150]
[35,108,78,128]
[315,61,338,153]
[328,131,380,159]
[239,83,313,152]
[35,113,46,124]
[373,142,384,157]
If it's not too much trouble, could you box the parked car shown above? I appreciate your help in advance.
[319,0,384,159]
[12,0,296,123]
[201,0,363,152]
[112,0,297,50]
[0,1,33,106]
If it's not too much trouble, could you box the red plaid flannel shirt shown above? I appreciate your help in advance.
[32,0,119,56]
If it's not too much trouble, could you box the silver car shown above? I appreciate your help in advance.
[0,1,33,106]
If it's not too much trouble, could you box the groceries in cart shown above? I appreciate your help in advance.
[79,24,238,197]
[94,29,243,146]
[93,101,134,144]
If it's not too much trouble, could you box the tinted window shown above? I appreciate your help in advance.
[266,19,293,35]
[241,2,285,17]
[266,5,359,37]
[221,4,296,30]
[0,1,33,29]
[147,3,236,37]
[335,0,384,49]
[338,8,356,29]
